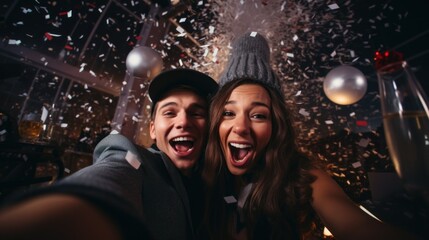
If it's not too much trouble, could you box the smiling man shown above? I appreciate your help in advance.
[139,68,218,239]
[0,68,218,240]
[148,69,216,176]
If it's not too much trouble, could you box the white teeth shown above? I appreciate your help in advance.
[172,137,193,142]
[230,142,251,148]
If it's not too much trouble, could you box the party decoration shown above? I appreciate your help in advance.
[323,65,368,105]
[374,50,404,71]
[126,46,163,79]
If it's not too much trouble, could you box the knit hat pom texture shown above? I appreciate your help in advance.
[219,33,282,93]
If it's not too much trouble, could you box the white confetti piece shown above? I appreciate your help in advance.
[21,8,32,14]
[357,138,370,147]
[176,26,185,33]
[125,151,141,169]
[299,108,310,117]
[41,106,48,122]
[224,196,237,204]
[328,3,339,10]
[8,39,21,45]
[209,26,215,34]
[131,115,140,122]
[293,35,298,41]
[110,130,119,135]
[352,161,362,168]
[47,32,62,37]
[325,120,334,125]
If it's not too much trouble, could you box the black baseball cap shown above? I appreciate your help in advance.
[148,68,218,114]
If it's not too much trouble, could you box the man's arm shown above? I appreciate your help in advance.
[0,194,122,240]
[60,133,145,215]
[0,134,149,240]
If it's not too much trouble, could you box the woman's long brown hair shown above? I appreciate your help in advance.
[202,78,317,240]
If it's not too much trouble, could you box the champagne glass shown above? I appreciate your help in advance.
[377,61,429,197]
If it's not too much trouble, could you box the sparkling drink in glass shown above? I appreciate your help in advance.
[377,61,429,193]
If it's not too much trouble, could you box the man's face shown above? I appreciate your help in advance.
[150,89,208,176]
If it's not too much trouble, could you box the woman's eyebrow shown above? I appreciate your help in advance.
[225,100,270,108]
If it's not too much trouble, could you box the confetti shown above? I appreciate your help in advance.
[224,196,237,204]
[293,35,298,41]
[328,4,340,10]
[352,161,362,168]
[126,151,141,169]
[357,138,371,147]
[299,108,310,117]
[8,39,21,45]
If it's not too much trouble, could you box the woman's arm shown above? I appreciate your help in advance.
[0,194,122,240]
[309,169,418,240]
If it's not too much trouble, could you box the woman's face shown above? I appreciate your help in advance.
[219,84,272,176]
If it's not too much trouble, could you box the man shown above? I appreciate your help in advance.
[0,68,218,240]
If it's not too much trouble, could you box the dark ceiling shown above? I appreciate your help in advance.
[0,0,428,142]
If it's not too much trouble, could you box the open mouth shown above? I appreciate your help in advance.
[229,142,252,162]
[170,136,195,153]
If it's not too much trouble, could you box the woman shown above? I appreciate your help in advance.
[201,33,416,240]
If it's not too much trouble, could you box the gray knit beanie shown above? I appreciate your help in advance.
[219,32,282,95]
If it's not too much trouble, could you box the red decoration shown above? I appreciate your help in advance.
[356,120,368,127]
[44,32,53,41]
[374,50,404,71]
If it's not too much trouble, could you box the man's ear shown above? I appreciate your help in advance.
[149,120,156,140]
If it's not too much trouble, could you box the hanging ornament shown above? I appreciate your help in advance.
[323,65,368,105]
[126,46,163,80]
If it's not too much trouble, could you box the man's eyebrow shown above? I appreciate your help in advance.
[158,102,207,111]
[158,101,178,110]
[189,102,207,110]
